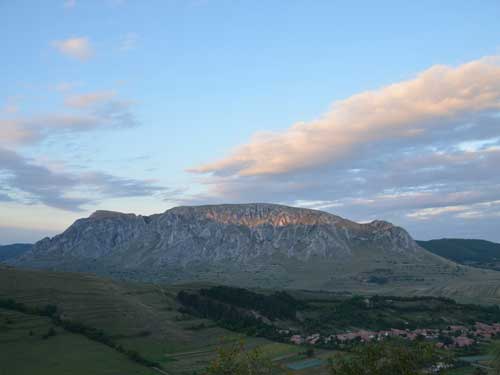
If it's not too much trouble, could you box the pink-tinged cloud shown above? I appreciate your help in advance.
[64,91,116,108]
[189,56,500,177]
[52,37,93,61]
[0,90,137,148]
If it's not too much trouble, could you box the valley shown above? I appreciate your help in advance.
[1,266,499,374]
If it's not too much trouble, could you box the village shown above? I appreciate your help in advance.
[288,321,500,349]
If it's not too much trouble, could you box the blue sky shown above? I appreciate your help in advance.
[1,0,500,243]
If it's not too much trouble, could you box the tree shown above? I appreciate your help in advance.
[328,340,448,375]
[204,340,283,375]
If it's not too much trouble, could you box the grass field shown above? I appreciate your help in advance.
[0,308,156,375]
[0,266,308,374]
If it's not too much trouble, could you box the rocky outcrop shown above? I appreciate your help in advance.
[11,203,449,287]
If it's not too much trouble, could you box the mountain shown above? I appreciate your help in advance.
[8,203,500,296]
[0,243,32,262]
[418,238,500,271]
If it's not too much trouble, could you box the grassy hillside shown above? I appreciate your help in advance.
[1,266,500,374]
[0,243,32,262]
[418,238,500,270]
[0,308,155,375]
[0,266,297,375]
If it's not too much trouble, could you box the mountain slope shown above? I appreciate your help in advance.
[0,243,32,262]
[9,203,500,294]
[418,238,500,270]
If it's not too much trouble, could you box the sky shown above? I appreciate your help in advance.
[1,0,500,244]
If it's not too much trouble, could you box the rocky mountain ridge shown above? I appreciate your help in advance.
[9,203,470,290]
[19,204,419,263]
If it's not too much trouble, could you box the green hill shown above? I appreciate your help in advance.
[417,238,500,270]
[0,266,286,375]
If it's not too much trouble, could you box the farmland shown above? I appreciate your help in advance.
[1,265,500,374]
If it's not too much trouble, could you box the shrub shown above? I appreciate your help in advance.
[204,340,281,375]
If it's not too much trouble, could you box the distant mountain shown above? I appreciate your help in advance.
[417,238,500,271]
[9,204,500,295]
[0,243,32,262]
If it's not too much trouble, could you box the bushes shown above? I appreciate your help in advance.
[204,340,281,375]
[328,340,450,375]
[178,285,306,335]
[177,290,284,340]
[199,286,304,320]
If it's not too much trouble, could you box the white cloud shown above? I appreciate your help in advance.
[408,200,500,221]
[52,37,93,61]
[407,206,468,220]
[176,55,500,241]
[0,87,163,211]
[190,56,500,177]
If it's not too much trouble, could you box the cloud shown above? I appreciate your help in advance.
[0,91,137,148]
[0,88,154,212]
[64,91,116,108]
[53,82,79,92]
[181,56,500,241]
[0,148,165,211]
[190,56,500,177]
[52,37,93,61]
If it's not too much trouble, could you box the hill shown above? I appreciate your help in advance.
[417,238,500,271]
[0,243,32,262]
[1,266,499,374]
[0,266,285,374]
[8,203,490,295]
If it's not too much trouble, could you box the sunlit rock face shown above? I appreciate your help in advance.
[19,204,417,264]
[11,203,437,287]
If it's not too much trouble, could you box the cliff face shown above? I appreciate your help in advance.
[20,204,418,264]
[11,203,453,288]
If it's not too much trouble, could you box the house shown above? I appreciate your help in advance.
[306,333,321,345]
[453,336,474,348]
[290,335,304,345]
